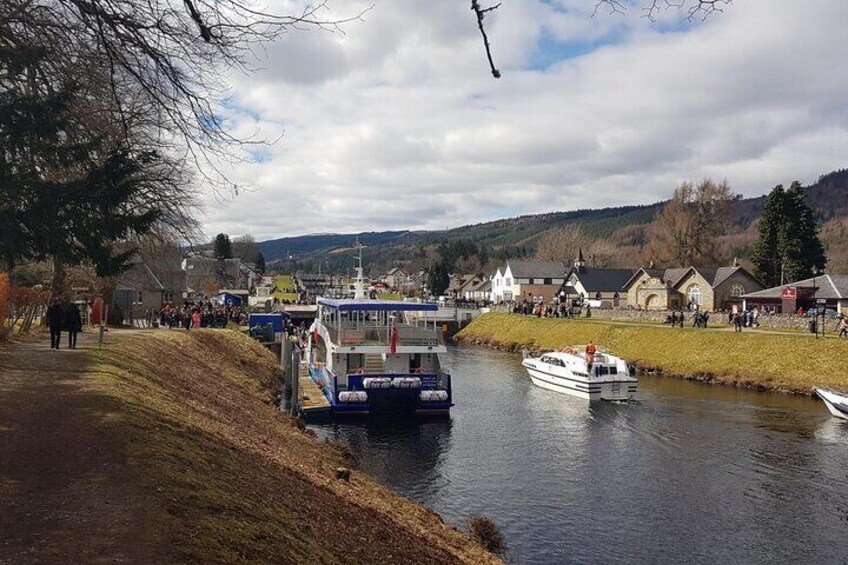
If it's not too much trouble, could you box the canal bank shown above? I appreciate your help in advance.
[0,329,500,564]
[456,313,848,394]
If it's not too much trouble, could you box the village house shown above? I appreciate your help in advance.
[463,278,492,302]
[380,267,408,290]
[491,260,566,303]
[183,254,257,297]
[563,250,635,308]
[114,252,187,323]
[449,273,487,299]
[623,263,762,311]
[740,273,848,315]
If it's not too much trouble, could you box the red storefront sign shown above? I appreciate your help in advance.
[781,287,797,299]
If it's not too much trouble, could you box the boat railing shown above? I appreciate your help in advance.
[325,324,443,346]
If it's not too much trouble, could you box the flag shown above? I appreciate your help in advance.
[390,325,399,354]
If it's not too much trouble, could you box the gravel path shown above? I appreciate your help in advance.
[0,331,164,564]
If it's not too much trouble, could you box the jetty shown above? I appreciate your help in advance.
[296,360,331,419]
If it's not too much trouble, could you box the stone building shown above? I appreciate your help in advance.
[740,274,848,314]
[624,265,762,311]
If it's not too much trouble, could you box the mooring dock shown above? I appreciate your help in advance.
[297,362,331,418]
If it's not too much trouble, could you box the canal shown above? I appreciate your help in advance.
[310,346,848,564]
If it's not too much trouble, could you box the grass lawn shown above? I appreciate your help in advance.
[458,313,848,394]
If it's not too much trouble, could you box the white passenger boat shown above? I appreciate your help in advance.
[814,388,848,420]
[304,245,452,417]
[521,346,637,401]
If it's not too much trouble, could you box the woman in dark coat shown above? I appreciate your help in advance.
[64,302,83,349]
[46,299,64,349]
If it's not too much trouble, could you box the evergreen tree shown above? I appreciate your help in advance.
[213,233,232,258]
[0,42,163,292]
[752,185,786,287]
[427,261,450,296]
[255,252,266,273]
[752,182,826,287]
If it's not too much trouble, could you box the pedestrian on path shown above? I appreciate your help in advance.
[46,298,64,349]
[64,302,82,349]
[838,316,847,338]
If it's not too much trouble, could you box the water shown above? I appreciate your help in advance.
[311,346,848,564]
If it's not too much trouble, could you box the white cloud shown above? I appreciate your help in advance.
[202,0,848,240]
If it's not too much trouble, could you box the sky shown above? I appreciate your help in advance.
[203,0,848,241]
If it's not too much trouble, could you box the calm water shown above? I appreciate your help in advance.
[311,346,848,564]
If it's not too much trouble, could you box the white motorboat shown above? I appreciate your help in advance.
[814,388,848,420]
[522,346,637,401]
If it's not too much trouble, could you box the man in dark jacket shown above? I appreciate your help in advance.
[64,302,82,349]
[46,298,64,349]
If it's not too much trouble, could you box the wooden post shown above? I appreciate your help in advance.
[290,344,300,416]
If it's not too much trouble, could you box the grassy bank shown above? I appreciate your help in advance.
[457,313,848,394]
[91,330,500,564]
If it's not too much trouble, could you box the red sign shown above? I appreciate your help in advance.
[781,287,797,299]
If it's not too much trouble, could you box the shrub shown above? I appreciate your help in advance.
[468,515,506,556]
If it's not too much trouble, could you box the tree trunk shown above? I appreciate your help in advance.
[50,255,66,301]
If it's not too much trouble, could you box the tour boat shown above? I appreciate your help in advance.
[814,388,848,420]
[304,245,452,416]
[521,346,637,401]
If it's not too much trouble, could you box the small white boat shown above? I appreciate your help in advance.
[814,388,848,420]
[522,346,637,401]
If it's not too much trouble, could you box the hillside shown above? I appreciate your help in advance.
[258,169,848,274]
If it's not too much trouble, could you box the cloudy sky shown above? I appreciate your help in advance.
[204,0,848,241]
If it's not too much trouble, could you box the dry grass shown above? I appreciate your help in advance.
[458,314,848,394]
[90,329,501,564]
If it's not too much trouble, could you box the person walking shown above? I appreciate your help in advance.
[733,312,743,332]
[838,315,847,338]
[64,302,82,349]
[46,298,64,349]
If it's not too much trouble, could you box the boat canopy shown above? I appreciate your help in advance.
[317,298,438,312]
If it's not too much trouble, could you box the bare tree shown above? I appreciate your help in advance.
[645,179,734,267]
[3,0,366,196]
[534,224,618,267]
[594,0,733,22]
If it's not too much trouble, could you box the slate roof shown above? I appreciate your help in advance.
[507,260,565,279]
[742,274,848,300]
[569,267,636,293]
[625,266,754,290]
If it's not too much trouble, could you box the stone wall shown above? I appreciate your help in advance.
[491,304,844,333]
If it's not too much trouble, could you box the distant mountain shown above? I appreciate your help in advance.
[258,168,848,274]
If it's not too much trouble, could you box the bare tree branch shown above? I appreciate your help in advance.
[471,0,501,79]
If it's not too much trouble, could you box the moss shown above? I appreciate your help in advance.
[458,314,848,394]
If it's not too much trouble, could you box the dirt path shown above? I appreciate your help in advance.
[0,331,164,564]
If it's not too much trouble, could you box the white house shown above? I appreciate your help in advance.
[491,260,566,303]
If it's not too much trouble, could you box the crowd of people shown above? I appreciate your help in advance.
[145,301,247,330]
[508,300,578,318]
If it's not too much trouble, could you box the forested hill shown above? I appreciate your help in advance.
[258,204,659,265]
[257,168,848,273]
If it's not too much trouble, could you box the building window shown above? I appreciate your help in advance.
[687,285,702,306]
[729,283,745,297]
[163,292,174,304]
[544,278,552,285]
[528,278,535,285]
[135,291,143,305]
[506,278,512,286]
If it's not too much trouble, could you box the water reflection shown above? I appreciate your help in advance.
[310,346,848,565]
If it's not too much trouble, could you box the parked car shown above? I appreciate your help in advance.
[805,307,840,318]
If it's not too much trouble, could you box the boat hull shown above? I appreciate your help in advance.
[815,388,848,420]
[523,360,636,402]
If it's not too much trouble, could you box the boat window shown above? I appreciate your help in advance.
[609,366,617,375]
[599,366,609,375]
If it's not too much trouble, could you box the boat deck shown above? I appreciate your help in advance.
[297,362,331,418]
